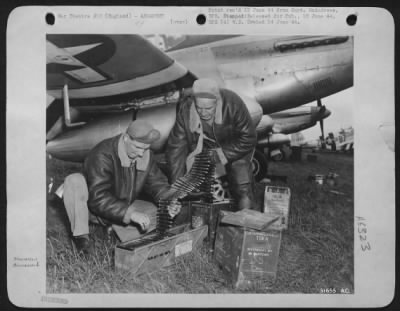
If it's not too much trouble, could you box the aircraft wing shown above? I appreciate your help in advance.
[46,34,198,133]
[47,34,352,163]
[47,34,194,107]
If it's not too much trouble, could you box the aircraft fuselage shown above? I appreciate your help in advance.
[46,35,353,162]
[169,35,353,113]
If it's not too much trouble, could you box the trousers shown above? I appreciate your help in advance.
[62,173,157,242]
[225,152,257,210]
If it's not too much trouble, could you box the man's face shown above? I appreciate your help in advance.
[195,98,217,122]
[123,134,150,160]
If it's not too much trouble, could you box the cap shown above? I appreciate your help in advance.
[126,120,160,144]
[192,78,220,100]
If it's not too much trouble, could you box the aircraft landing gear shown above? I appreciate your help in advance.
[252,148,268,181]
[212,148,269,200]
[212,177,232,201]
[270,148,286,161]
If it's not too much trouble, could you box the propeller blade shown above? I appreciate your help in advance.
[317,99,325,138]
[320,119,325,139]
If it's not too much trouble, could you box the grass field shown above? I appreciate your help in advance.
[46,150,353,294]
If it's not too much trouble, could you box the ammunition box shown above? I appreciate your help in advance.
[188,200,235,250]
[263,186,291,230]
[115,224,207,275]
[214,224,282,289]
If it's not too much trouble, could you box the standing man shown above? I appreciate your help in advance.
[166,78,257,210]
[62,120,180,254]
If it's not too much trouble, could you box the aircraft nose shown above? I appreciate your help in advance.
[256,115,274,135]
[323,108,331,119]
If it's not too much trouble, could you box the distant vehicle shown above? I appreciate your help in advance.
[327,127,354,152]
[303,127,354,153]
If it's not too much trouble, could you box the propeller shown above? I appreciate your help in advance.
[317,99,325,140]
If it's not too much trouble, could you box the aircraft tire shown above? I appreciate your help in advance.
[252,148,268,181]
[271,151,284,161]
[280,148,287,161]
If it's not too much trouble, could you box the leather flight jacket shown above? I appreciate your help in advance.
[83,135,170,225]
[167,88,257,185]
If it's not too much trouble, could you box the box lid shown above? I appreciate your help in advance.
[219,209,280,231]
[265,186,291,195]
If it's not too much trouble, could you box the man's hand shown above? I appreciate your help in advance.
[130,211,151,231]
[167,200,182,218]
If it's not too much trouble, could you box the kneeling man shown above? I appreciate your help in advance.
[62,120,180,254]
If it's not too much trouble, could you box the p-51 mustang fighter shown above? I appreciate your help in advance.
[46,34,353,180]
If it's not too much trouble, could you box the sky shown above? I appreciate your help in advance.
[301,87,354,142]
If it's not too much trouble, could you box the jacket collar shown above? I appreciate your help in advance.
[118,135,150,170]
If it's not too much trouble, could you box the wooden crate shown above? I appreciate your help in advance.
[215,226,282,289]
[214,211,282,289]
[115,224,208,275]
[263,186,291,230]
[188,200,235,251]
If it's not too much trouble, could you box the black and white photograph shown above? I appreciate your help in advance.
[45,33,355,294]
[7,6,395,308]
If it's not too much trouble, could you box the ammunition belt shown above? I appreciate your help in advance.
[156,148,216,238]
[124,149,216,248]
